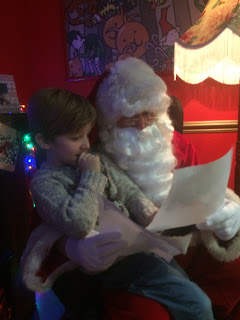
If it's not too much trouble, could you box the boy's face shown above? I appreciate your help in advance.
[46,123,92,167]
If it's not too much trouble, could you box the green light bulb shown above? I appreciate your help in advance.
[23,134,31,142]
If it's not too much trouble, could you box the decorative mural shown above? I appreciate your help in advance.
[63,0,206,79]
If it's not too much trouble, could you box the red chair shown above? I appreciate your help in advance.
[102,288,171,320]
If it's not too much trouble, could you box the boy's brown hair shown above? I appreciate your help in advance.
[27,88,96,142]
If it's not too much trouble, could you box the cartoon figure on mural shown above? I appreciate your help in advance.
[67,30,85,57]
[65,0,100,27]
[78,34,105,75]
[68,30,105,76]
[67,30,84,78]
[68,57,83,78]
[146,5,180,71]
[147,0,167,10]
[158,6,180,70]
[103,6,149,69]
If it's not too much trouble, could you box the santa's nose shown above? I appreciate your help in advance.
[135,115,148,131]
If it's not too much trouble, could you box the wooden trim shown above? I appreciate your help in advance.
[183,120,238,133]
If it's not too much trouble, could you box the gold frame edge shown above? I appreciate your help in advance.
[183,120,238,133]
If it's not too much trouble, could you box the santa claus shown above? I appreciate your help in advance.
[95,57,240,319]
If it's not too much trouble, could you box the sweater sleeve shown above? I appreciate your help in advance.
[30,169,107,238]
[100,153,158,227]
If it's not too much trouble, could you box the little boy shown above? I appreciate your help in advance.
[26,87,215,320]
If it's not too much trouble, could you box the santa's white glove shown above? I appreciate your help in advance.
[65,231,127,273]
[196,199,240,241]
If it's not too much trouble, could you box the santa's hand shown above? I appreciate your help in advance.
[65,231,127,273]
[196,199,240,241]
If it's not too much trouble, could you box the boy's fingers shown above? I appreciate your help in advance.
[78,152,87,159]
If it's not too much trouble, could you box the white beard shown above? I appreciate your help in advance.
[99,116,177,207]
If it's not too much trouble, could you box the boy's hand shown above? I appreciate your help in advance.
[65,231,127,273]
[77,152,100,172]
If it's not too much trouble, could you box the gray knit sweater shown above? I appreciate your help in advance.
[30,151,157,239]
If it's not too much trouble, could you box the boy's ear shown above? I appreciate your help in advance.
[35,133,51,150]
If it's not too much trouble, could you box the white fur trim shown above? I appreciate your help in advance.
[200,230,240,262]
[225,187,240,204]
[21,223,77,292]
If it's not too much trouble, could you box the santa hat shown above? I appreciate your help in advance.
[96,57,170,128]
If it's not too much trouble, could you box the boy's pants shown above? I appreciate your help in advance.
[176,246,240,320]
[98,252,215,320]
[53,269,102,320]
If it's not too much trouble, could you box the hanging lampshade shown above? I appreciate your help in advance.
[174,0,240,85]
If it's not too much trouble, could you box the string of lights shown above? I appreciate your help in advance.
[22,133,37,175]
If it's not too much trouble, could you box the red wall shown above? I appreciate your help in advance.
[162,73,238,189]
[0,2,32,104]
[0,0,238,189]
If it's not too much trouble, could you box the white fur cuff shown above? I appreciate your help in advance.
[21,223,77,292]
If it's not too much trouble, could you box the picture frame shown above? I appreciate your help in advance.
[0,122,20,172]
[0,74,20,113]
